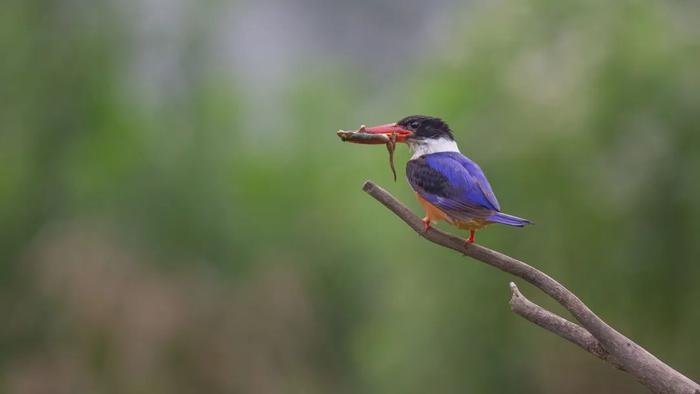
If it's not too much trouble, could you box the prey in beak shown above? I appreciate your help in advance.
[356,123,414,143]
[337,123,414,181]
[336,123,414,144]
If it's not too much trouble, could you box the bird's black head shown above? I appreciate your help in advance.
[397,115,454,141]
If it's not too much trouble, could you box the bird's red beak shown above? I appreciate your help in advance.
[360,123,413,143]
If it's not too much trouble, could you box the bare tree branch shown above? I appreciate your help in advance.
[508,282,624,370]
[362,180,700,394]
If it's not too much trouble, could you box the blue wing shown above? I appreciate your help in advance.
[446,152,501,211]
[405,152,501,221]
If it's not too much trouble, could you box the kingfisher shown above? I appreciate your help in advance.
[360,115,531,243]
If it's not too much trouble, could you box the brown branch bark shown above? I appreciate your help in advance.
[508,282,624,370]
[362,180,700,394]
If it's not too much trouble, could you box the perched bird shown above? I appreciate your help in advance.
[360,115,530,243]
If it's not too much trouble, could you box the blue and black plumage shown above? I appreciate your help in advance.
[360,115,531,243]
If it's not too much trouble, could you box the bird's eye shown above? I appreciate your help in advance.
[410,121,420,129]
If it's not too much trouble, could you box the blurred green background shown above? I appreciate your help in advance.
[2,0,699,393]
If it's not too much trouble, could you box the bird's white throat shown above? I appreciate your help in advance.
[408,138,460,159]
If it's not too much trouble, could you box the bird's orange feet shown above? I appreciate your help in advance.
[422,217,431,233]
[467,230,475,244]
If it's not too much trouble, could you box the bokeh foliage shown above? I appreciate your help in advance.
[1,0,699,393]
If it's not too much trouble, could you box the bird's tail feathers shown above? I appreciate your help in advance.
[488,212,531,227]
